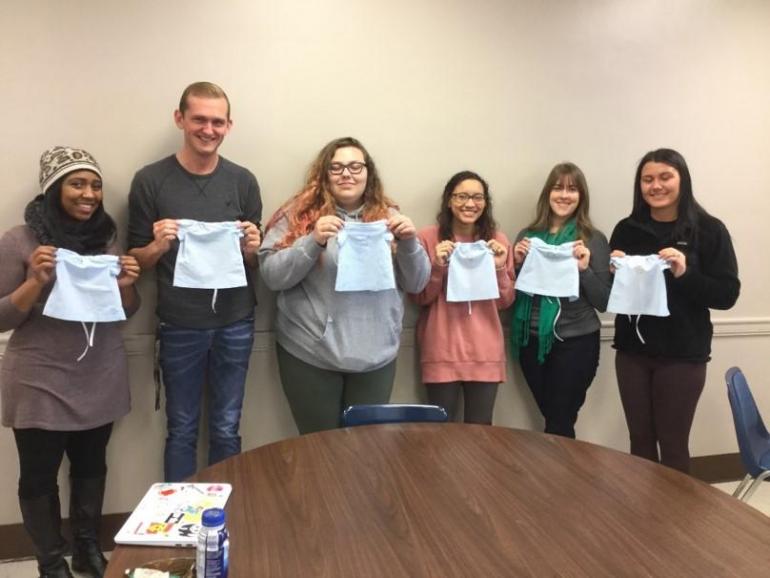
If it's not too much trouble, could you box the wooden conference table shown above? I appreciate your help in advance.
[106,424,770,577]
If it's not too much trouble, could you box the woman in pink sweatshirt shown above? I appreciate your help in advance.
[410,171,515,424]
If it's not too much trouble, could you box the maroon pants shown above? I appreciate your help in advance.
[615,351,706,474]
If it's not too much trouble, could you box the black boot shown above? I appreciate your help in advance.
[19,493,74,578]
[69,477,108,578]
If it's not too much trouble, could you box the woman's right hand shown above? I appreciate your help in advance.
[118,256,141,288]
[513,238,530,266]
[609,250,626,273]
[313,215,344,246]
[434,240,455,266]
[28,245,56,286]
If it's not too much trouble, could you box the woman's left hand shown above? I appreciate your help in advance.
[388,215,416,240]
[487,239,508,269]
[659,247,687,278]
[118,256,141,287]
[573,240,590,272]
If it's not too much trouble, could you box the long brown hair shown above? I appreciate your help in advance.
[436,170,497,241]
[266,137,396,248]
[526,162,594,241]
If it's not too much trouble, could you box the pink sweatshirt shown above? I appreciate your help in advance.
[410,225,515,384]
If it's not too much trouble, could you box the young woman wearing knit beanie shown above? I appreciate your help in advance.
[0,146,140,578]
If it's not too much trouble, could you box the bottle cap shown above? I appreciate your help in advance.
[201,508,226,527]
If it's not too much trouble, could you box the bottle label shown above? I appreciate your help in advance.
[196,527,229,578]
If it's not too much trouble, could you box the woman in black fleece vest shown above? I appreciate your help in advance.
[610,148,740,474]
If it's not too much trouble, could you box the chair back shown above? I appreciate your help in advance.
[342,404,449,427]
[726,366,770,477]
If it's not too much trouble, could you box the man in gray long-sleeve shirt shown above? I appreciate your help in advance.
[128,82,262,482]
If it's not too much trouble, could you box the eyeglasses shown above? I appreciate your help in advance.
[328,162,367,175]
[451,193,486,204]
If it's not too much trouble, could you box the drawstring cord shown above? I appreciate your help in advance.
[211,289,218,313]
[550,297,564,342]
[629,314,646,344]
[153,328,162,411]
[77,322,96,362]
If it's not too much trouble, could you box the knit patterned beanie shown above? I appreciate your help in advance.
[39,146,102,194]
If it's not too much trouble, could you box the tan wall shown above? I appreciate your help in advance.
[0,0,769,524]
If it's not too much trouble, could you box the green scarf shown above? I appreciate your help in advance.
[510,219,577,364]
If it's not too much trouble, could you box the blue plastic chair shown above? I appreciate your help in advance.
[341,404,449,427]
[725,367,770,502]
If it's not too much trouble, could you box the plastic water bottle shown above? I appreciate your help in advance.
[196,508,229,578]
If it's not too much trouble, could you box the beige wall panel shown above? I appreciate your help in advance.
[0,0,769,524]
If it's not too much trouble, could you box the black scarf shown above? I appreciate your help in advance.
[24,189,116,255]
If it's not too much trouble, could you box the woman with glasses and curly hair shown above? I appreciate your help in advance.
[259,137,430,434]
[511,162,611,439]
[410,171,514,424]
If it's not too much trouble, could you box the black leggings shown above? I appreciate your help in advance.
[425,382,499,424]
[519,331,600,439]
[615,351,706,473]
[13,423,113,499]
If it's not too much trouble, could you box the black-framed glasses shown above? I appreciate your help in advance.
[451,192,486,204]
[328,161,367,175]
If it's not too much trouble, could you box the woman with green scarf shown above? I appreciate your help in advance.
[511,162,611,439]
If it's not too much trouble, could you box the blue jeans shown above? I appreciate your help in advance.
[159,317,254,482]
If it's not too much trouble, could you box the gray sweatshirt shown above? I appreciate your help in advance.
[259,208,430,372]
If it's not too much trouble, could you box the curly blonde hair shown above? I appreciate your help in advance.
[267,137,396,248]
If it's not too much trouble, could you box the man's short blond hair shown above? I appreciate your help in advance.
[178,81,231,119]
